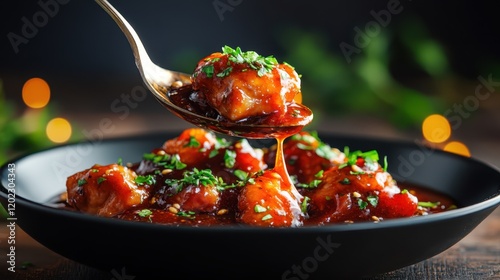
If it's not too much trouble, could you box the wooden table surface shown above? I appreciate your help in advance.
[0,207,498,280]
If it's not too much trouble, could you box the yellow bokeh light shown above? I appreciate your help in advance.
[46,118,72,143]
[444,141,471,157]
[422,114,451,143]
[22,77,51,109]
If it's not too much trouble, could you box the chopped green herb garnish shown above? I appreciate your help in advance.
[182,168,218,187]
[77,179,87,186]
[177,211,196,219]
[201,65,214,78]
[315,170,324,178]
[117,158,123,166]
[367,195,379,207]
[221,46,278,77]
[401,189,409,194]
[297,143,314,151]
[292,131,338,161]
[135,175,156,186]
[224,169,256,190]
[185,136,201,148]
[97,177,107,185]
[234,169,248,181]
[216,67,233,77]
[215,137,231,149]
[261,214,273,221]
[137,209,153,218]
[301,196,310,213]
[172,154,187,170]
[340,178,351,185]
[296,179,322,189]
[165,168,222,193]
[290,133,316,143]
[358,199,368,210]
[254,204,267,213]
[418,201,440,208]
[224,150,237,168]
[383,156,388,172]
[209,149,219,158]
[315,144,337,161]
[142,153,187,170]
[339,147,380,169]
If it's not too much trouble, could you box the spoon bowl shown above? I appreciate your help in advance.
[95,0,312,139]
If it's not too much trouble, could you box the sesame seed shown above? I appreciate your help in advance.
[168,206,178,214]
[171,81,183,88]
[351,164,363,173]
[161,169,173,175]
[344,220,354,224]
[156,150,166,156]
[269,172,281,179]
[371,216,380,222]
[352,191,361,198]
[217,209,228,215]
[173,203,181,209]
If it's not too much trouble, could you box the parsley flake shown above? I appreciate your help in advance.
[254,205,267,213]
[367,195,379,207]
[358,199,368,210]
[97,177,107,185]
[135,175,156,186]
[222,45,278,77]
[301,196,310,213]
[185,136,200,148]
[137,209,153,218]
[224,150,237,168]
[77,179,87,186]
[177,211,196,219]
[261,214,273,221]
[418,201,440,208]
[143,153,187,170]
[340,178,351,185]
[201,65,214,78]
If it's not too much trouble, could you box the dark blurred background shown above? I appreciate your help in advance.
[1,0,499,166]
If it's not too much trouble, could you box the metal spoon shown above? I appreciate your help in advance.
[95,0,312,139]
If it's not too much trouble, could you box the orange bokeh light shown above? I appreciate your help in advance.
[22,77,51,109]
[46,117,72,143]
[422,114,451,143]
[444,141,471,157]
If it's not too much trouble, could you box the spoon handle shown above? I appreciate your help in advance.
[95,0,152,74]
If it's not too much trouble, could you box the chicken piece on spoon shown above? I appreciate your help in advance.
[190,46,307,126]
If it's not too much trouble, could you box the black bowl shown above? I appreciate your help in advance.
[1,132,499,279]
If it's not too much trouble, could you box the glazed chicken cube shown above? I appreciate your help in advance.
[237,170,303,227]
[192,46,302,122]
[66,164,148,217]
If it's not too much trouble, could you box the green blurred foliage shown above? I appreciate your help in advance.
[0,81,59,218]
[0,81,56,165]
[277,19,459,129]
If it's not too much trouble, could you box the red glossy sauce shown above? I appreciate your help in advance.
[64,129,457,227]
